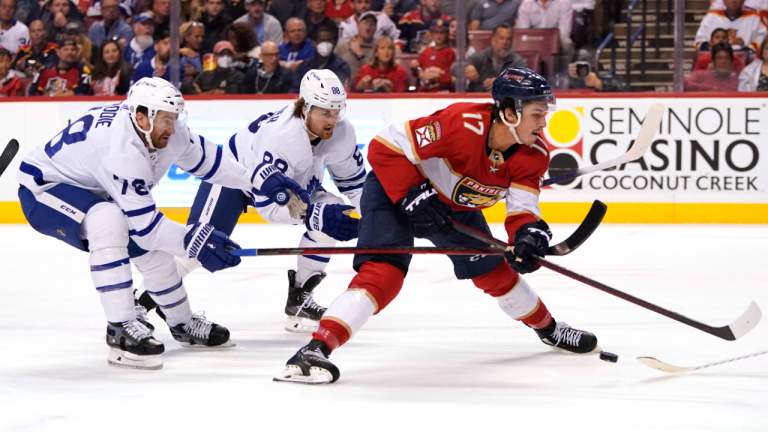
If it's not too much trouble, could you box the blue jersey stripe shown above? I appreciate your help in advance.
[337,183,365,193]
[303,232,316,242]
[123,204,156,217]
[333,169,366,183]
[200,145,223,181]
[228,134,239,162]
[90,258,130,272]
[128,212,164,237]
[19,162,47,186]
[188,135,207,174]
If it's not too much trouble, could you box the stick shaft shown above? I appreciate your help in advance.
[232,246,502,257]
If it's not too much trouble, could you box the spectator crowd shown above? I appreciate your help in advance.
[1,0,767,97]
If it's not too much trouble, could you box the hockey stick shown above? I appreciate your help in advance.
[0,139,20,178]
[542,104,664,187]
[637,349,768,374]
[231,246,503,257]
[450,221,762,342]
[233,201,605,258]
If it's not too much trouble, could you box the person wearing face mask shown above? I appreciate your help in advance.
[124,13,156,68]
[290,25,351,92]
[244,40,293,93]
[182,40,244,94]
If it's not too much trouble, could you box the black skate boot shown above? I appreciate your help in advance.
[533,319,598,354]
[106,320,165,370]
[274,340,340,384]
[285,270,327,333]
[169,312,235,348]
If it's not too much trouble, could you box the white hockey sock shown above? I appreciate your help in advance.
[296,231,334,286]
[495,276,540,320]
[322,289,377,337]
[132,251,193,326]
[90,247,135,323]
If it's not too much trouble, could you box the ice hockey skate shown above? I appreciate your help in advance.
[169,312,235,348]
[106,320,165,370]
[274,340,340,384]
[285,270,327,333]
[533,319,598,354]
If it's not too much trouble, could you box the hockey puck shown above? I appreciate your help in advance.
[599,351,619,363]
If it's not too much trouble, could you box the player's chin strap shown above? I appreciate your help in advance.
[302,105,320,139]
[499,108,523,144]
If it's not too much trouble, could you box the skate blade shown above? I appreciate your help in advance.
[273,365,332,384]
[284,316,319,333]
[107,348,163,370]
[546,343,602,355]
[179,339,236,349]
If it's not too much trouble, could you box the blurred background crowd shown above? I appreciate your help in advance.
[0,0,766,97]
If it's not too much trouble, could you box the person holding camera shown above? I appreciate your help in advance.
[566,48,625,92]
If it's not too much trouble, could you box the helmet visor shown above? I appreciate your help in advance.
[151,110,188,132]
[521,95,557,115]
[307,104,346,123]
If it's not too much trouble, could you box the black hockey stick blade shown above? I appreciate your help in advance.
[449,200,606,257]
[547,200,606,256]
[232,246,502,257]
[0,139,20,178]
[637,348,768,374]
[531,256,762,341]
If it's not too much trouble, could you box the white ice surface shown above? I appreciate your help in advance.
[1,223,767,431]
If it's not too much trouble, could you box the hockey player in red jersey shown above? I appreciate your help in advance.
[275,68,599,384]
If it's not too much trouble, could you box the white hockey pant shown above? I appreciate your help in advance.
[132,250,193,326]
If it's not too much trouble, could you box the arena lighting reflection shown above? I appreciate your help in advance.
[151,116,385,207]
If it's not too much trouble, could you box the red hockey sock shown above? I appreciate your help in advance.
[518,300,552,329]
[348,261,405,314]
[312,320,350,352]
[472,263,520,298]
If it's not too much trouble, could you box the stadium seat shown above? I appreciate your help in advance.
[468,30,492,53]
[514,50,542,75]
[512,28,560,79]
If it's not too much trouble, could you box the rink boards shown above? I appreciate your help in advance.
[0,92,766,224]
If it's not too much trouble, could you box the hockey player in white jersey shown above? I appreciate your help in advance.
[15,77,309,370]
[138,69,366,333]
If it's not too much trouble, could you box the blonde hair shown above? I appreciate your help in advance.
[370,36,395,69]
[293,98,306,118]
[180,21,204,47]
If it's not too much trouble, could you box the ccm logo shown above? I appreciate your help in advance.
[60,205,77,215]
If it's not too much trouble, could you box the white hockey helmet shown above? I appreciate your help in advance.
[127,77,187,149]
[299,69,347,122]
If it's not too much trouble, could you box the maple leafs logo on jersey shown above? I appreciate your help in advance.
[451,177,505,208]
[414,121,442,148]
[306,175,322,196]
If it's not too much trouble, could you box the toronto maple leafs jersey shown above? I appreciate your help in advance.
[17,102,254,257]
[226,103,367,224]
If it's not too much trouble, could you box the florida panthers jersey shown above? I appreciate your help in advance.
[695,8,768,51]
[17,102,254,257]
[226,103,366,224]
[368,102,549,242]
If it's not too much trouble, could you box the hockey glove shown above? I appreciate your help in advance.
[252,162,311,208]
[185,222,242,273]
[505,220,552,274]
[399,180,455,238]
[305,203,359,242]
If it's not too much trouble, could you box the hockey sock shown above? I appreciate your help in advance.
[312,262,405,352]
[295,231,334,286]
[132,251,193,326]
[496,276,552,329]
[90,247,135,323]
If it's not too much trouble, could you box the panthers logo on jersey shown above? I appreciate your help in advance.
[451,177,505,209]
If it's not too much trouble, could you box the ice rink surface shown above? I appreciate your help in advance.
[1,223,767,431]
